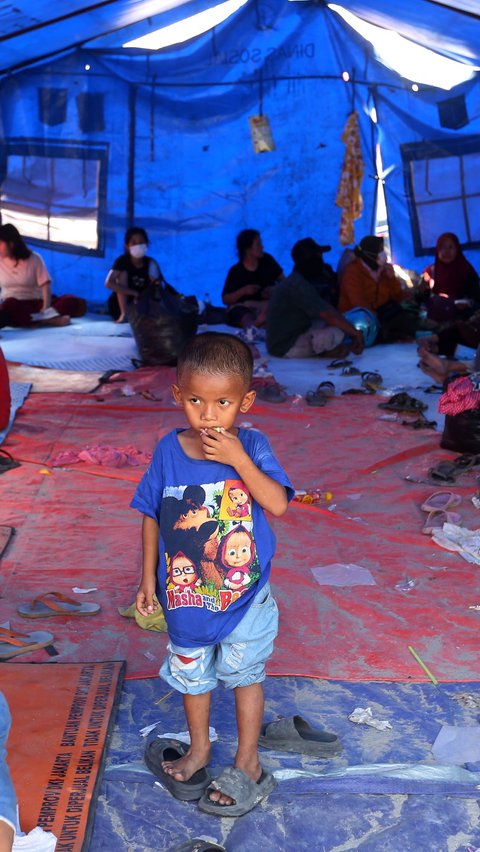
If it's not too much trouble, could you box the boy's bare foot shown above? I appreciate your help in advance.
[207,756,262,806]
[161,743,210,782]
[115,314,127,324]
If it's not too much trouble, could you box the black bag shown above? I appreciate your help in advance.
[441,407,480,454]
[128,282,199,366]
[440,371,480,454]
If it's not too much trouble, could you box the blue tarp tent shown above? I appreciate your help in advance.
[1,0,480,303]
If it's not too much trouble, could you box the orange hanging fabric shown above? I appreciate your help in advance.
[336,111,364,246]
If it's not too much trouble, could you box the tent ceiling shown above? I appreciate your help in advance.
[0,0,479,75]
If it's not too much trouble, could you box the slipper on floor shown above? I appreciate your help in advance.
[172,842,225,852]
[378,392,427,413]
[361,371,383,390]
[429,454,480,483]
[421,491,462,512]
[0,449,21,474]
[144,737,211,802]
[259,715,342,756]
[17,591,101,618]
[255,384,288,404]
[0,626,54,659]
[341,387,374,395]
[341,365,361,376]
[198,766,276,817]
[401,417,437,430]
[305,389,328,407]
[328,358,352,369]
[317,381,335,397]
[422,510,462,535]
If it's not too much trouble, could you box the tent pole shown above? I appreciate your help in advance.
[127,84,137,224]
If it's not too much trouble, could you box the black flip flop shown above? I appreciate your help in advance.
[259,715,342,757]
[328,358,352,369]
[306,389,328,407]
[0,449,21,474]
[378,393,427,413]
[144,737,211,802]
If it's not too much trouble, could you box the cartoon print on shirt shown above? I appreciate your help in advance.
[219,479,252,521]
[162,486,223,588]
[169,551,201,591]
[162,481,260,612]
[217,525,257,591]
[226,484,252,519]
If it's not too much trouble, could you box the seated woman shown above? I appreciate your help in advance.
[105,227,162,323]
[338,235,418,342]
[0,224,86,328]
[419,232,480,324]
[222,229,284,328]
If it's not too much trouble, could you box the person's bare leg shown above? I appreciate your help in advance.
[161,692,211,781]
[418,349,469,384]
[0,819,14,852]
[115,292,128,323]
[417,334,439,353]
[208,682,264,805]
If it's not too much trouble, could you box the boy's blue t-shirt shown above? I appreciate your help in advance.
[131,427,294,648]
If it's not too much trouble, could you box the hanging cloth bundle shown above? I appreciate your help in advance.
[336,111,364,246]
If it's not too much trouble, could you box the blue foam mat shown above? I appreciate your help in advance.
[91,676,480,851]
[0,381,30,445]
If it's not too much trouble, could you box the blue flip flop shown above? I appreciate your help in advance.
[144,737,211,802]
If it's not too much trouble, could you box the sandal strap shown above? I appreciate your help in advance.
[32,591,78,611]
[0,626,32,646]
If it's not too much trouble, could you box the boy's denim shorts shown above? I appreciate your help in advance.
[160,583,278,694]
[0,692,17,833]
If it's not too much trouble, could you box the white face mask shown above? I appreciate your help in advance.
[377,251,387,267]
[129,243,148,259]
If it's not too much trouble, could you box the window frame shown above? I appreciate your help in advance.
[401,134,480,257]
[0,137,108,257]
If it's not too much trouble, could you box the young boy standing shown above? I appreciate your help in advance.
[132,332,293,816]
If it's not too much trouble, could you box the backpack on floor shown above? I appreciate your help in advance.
[128,282,199,366]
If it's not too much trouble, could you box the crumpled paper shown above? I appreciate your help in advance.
[140,722,217,742]
[348,706,392,731]
[432,523,480,565]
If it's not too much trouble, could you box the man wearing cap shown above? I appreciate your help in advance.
[266,237,364,358]
[338,235,418,342]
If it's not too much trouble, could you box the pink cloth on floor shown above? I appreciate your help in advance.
[50,445,152,467]
[439,375,480,415]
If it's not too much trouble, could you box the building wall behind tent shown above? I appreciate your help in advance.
[1,0,480,304]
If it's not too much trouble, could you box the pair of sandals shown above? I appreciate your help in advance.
[420,490,462,534]
[306,381,335,407]
[144,737,276,818]
[428,454,480,484]
[146,716,341,817]
[255,382,288,404]
[378,392,427,414]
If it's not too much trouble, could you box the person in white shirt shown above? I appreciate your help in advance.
[0,224,86,328]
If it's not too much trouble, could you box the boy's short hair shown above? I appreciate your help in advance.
[177,332,253,387]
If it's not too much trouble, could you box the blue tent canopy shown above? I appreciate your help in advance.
[1,0,480,302]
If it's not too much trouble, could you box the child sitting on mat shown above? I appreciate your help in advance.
[132,331,293,817]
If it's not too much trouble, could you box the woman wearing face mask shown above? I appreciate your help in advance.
[105,227,162,323]
[0,223,86,329]
[338,235,419,343]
